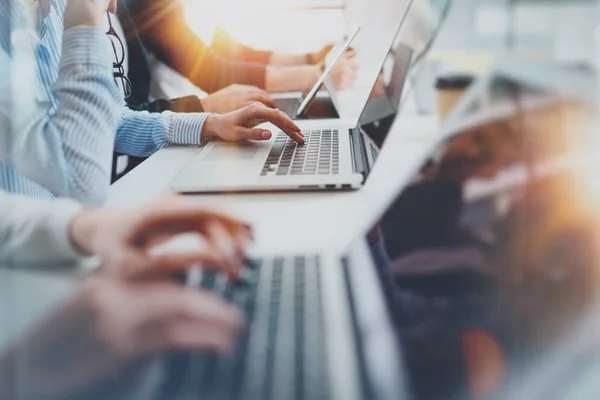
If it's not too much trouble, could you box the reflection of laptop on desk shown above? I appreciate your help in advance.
[273,28,359,120]
[170,4,412,194]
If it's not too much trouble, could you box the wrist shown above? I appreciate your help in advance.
[200,96,211,113]
[69,210,101,256]
[63,11,103,31]
[305,52,315,65]
[202,114,222,140]
[304,65,322,92]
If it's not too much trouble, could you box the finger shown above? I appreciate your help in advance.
[205,218,253,259]
[205,218,251,259]
[245,104,304,142]
[108,0,118,13]
[204,221,246,276]
[140,285,244,328]
[345,49,357,59]
[130,205,248,246]
[166,322,239,354]
[256,93,277,109]
[248,87,271,98]
[128,251,228,279]
[239,128,272,141]
[134,286,244,353]
[247,118,269,128]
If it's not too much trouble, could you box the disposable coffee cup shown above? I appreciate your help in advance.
[436,74,475,121]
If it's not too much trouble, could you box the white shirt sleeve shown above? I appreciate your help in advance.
[0,191,84,264]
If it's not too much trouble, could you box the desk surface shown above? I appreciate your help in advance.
[0,111,439,375]
[107,113,440,256]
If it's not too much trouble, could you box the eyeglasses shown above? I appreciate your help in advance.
[106,12,132,99]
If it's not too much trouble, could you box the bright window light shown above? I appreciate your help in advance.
[183,0,346,52]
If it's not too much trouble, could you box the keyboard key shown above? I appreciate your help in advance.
[261,129,339,179]
[175,256,328,400]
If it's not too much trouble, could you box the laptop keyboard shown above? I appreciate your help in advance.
[261,130,339,177]
[162,256,330,400]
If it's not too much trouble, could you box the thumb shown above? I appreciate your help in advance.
[127,251,227,279]
[108,0,118,14]
[239,128,272,141]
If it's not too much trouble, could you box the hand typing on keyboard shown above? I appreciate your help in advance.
[203,102,305,144]
[0,277,245,400]
[77,195,253,279]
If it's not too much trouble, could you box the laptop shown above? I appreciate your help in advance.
[273,28,360,120]
[360,43,413,133]
[159,64,599,400]
[170,2,413,194]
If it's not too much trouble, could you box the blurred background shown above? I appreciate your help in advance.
[167,0,600,109]
[181,0,600,64]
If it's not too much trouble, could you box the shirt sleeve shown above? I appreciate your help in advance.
[0,24,124,206]
[0,191,84,265]
[113,107,212,156]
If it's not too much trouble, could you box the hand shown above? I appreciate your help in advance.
[203,102,304,144]
[64,0,118,30]
[307,43,334,65]
[307,43,355,65]
[0,278,244,400]
[327,52,359,91]
[70,196,252,279]
[201,85,276,114]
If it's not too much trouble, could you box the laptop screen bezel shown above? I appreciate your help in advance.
[295,28,361,117]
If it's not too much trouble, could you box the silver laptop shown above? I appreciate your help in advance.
[170,3,413,194]
[273,28,360,120]
[359,43,413,128]
[161,120,428,399]
[163,69,599,399]
[158,59,600,400]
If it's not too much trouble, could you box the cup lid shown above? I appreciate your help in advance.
[436,74,475,90]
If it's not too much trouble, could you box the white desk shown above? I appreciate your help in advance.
[0,112,438,368]
[107,113,440,256]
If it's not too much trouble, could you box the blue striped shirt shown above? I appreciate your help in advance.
[0,0,210,205]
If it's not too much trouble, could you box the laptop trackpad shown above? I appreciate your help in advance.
[204,143,260,161]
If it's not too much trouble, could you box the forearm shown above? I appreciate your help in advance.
[113,108,211,157]
[268,53,310,67]
[127,0,267,92]
[265,65,321,93]
[0,193,84,265]
[3,27,123,206]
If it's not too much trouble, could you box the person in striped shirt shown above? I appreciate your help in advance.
[0,0,303,206]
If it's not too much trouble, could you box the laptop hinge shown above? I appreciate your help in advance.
[350,127,370,181]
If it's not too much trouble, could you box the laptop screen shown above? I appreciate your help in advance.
[324,0,413,126]
[351,80,600,398]
[359,43,413,149]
